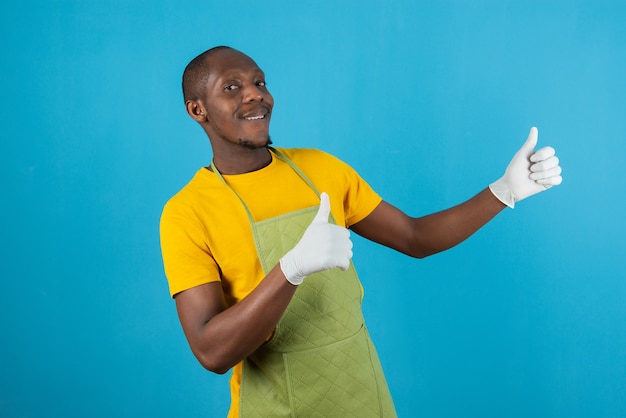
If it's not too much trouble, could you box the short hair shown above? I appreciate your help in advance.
[182,46,232,103]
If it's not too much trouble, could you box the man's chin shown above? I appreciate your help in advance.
[238,136,273,150]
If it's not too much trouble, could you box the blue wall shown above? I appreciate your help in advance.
[2,1,625,417]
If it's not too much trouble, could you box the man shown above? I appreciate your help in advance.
[160,46,562,417]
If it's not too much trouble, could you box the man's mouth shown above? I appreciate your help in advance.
[244,114,266,121]
[240,106,271,121]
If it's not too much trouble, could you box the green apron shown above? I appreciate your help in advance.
[212,149,396,418]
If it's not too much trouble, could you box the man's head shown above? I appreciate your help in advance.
[182,47,274,151]
[182,45,230,103]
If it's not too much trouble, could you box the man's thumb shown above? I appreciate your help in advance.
[313,192,331,223]
[520,126,538,154]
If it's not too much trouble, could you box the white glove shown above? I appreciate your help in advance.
[279,192,353,285]
[489,127,563,208]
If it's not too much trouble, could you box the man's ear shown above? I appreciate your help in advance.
[185,99,208,123]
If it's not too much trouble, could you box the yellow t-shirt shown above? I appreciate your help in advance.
[159,147,382,417]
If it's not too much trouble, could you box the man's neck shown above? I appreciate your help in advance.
[211,146,272,175]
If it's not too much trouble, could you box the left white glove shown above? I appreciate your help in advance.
[279,192,353,285]
[489,127,563,208]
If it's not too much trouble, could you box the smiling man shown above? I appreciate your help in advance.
[160,46,562,417]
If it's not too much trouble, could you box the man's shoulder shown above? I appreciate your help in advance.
[276,147,345,165]
[162,168,215,214]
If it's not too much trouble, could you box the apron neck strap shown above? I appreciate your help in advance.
[210,147,322,224]
[268,147,322,197]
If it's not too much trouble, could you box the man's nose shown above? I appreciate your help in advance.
[242,84,264,103]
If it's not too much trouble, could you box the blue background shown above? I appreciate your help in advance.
[2,1,625,417]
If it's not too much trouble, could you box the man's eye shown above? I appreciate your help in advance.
[224,85,239,91]
[257,81,266,87]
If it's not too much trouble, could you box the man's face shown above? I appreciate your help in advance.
[198,49,274,150]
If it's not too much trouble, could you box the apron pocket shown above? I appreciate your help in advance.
[283,326,390,418]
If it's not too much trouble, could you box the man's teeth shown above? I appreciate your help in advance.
[245,115,265,120]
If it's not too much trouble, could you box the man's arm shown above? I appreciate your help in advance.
[351,127,562,257]
[351,188,505,258]
[174,193,352,374]
[175,265,297,374]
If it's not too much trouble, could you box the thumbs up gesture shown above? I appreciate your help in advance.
[280,192,353,285]
[489,127,563,208]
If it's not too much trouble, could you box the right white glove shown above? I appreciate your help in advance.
[489,127,563,208]
[279,192,353,285]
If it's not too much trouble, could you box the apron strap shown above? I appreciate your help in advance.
[210,147,322,225]
[210,160,257,226]
[268,147,322,197]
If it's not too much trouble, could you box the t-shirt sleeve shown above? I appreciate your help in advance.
[160,200,221,298]
[308,150,382,227]
[340,160,382,227]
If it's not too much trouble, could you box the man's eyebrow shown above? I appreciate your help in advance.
[217,68,264,81]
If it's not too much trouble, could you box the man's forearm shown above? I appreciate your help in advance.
[409,187,506,257]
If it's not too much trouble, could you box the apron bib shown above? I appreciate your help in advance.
[212,149,396,417]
